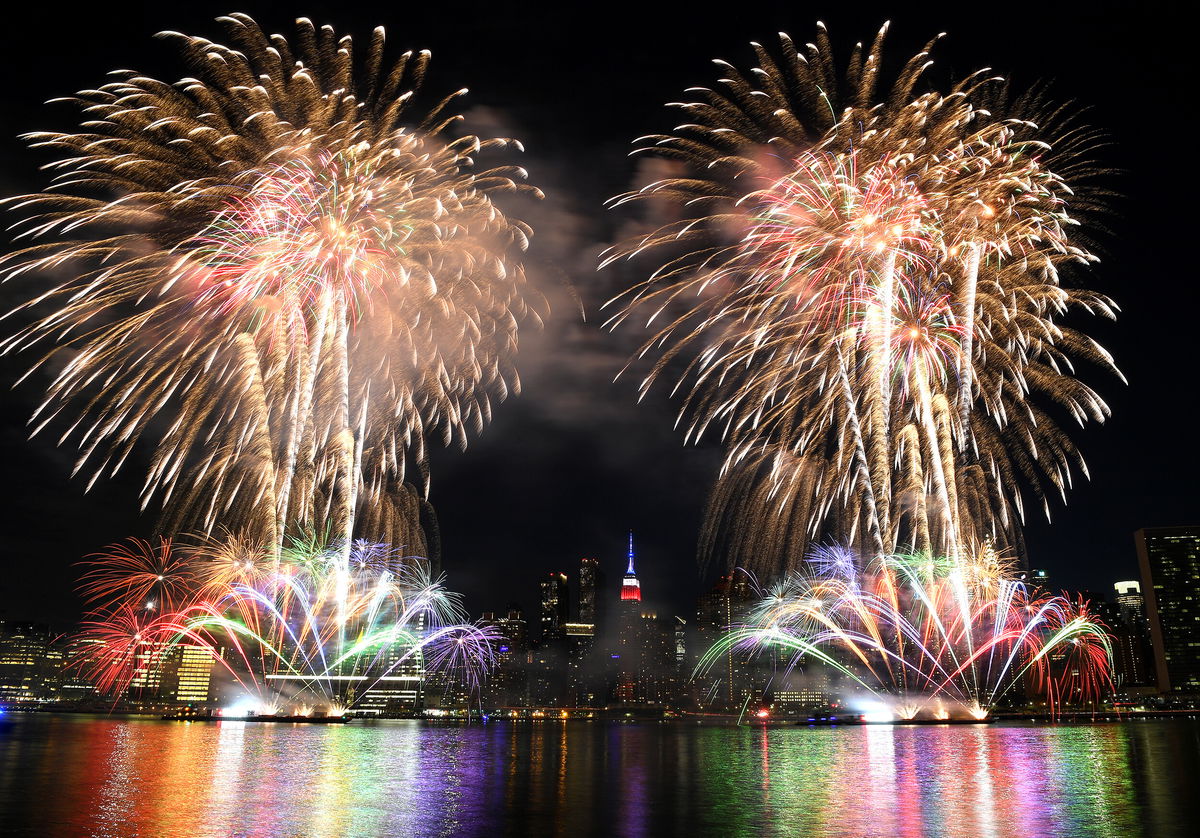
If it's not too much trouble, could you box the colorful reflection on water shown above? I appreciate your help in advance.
[0,716,1196,837]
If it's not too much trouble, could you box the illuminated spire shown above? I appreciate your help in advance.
[621,531,641,602]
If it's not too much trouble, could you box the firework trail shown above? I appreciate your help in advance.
[73,534,497,711]
[603,23,1119,573]
[697,545,1114,718]
[1,15,542,554]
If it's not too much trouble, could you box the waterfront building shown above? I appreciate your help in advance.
[0,623,64,704]
[1135,526,1200,694]
[128,639,170,694]
[57,636,102,703]
[357,630,427,714]
[423,666,471,714]
[1089,597,1153,693]
[772,682,838,715]
[481,606,529,708]
[691,573,760,711]
[638,611,683,705]
[161,644,218,704]
[529,571,572,705]
[526,641,567,706]
[564,621,598,706]
[1110,626,1154,692]
[568,556,607,705]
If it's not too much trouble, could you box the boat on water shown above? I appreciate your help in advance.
[162,712,350,724]
[795,715,995,726]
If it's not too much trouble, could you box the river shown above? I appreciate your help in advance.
[1,714,1196,837]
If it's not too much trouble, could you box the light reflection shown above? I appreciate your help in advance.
[0,716,1195,837]
[208,720,248,829]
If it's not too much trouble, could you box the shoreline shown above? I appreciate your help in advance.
[5,707,1199,727]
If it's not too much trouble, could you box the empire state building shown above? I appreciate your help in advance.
[620,532,641,603]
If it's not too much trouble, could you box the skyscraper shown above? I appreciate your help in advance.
[480,606,528,709]
[540,572,570,641]
[1114,581,1145,625]
[612,533,643,702]
[564,620,598,706]
[1092,591,1152,692]
[611,532,681,705]
[1135,526,1200,694]
[620,533,641,603]
[578,556,606,630]
[128,639,169,694]
[692,573,761,711]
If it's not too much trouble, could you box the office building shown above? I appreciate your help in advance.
[1022,568,1052,592]
[480,606,529,708]
[1114,581,1145,625]
[357,627,427,714]
[1135,526,1200,694]
[578,556,606,632]
[692,573,762,711]
[163,644,218,704]
[540,572,570,642]
[0,623,64,704]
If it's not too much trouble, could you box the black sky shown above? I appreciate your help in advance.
[0,1,1194,626]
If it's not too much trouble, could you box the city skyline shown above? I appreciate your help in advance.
[6,522,1182,716]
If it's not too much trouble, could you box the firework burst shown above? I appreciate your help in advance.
[77,537,196,615]
[72,533,497,712]
[698,546,1114,718]
[1,15,542,554]
[604,23,1118,572]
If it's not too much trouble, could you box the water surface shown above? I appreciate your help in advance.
[1,715,1196,837]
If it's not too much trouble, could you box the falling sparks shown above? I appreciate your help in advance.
[604,23,1119,574]
[71,534,498,708]
[0,15,543,554]
[698,545,1115,718]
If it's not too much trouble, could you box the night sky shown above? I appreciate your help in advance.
[0,1,1193,626]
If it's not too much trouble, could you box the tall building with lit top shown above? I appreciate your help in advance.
[540,572,570,641]
[1022,568,1052,592]
[531,575,570,705]
[613,533,644,701]
[620,533,641,603]
[1114,581,1145,624]
[1089,587,1153,693]
[607,533,681,705]
[1136,526,1200,694]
